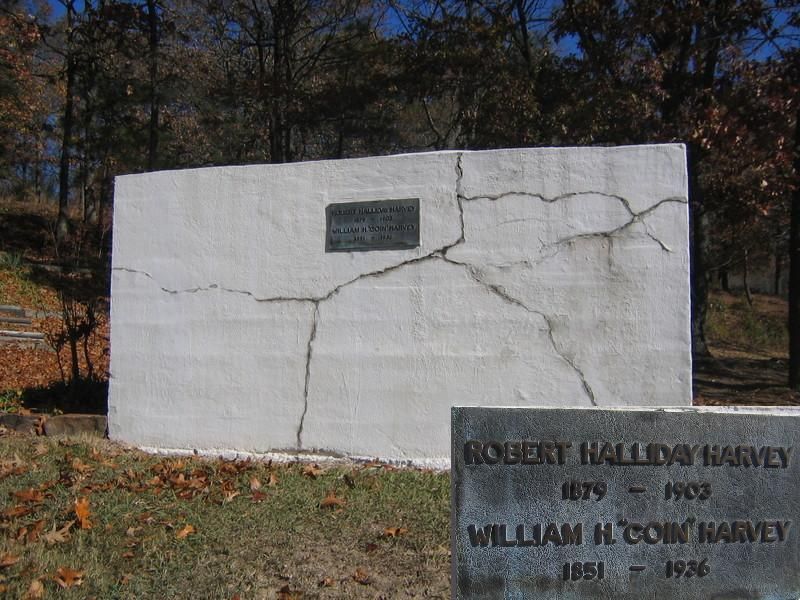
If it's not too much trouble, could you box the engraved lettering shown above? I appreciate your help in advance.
[594,523,616,545]
[698,521,792,543]
[467,523,583,548]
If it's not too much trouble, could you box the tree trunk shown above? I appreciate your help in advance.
[56,4,77,244]
[789,105,800,389]
[743,248,754,307]
[720,267,729,292]
[146,0,160,171]
[775,251,782,296]
[688,144,710,357]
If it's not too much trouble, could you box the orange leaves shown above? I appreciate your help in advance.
[277,584,303,599]
[23,579,44,600]
[0,553,20,568]
[251,490,268,503]
[175,524,196,539]
[53,566,84,588]
[0,454,27,480]
[12,488,48,503]
[319,490,346,509]
[302,464,324,479]
[352,567,370,585]
[74,497,92,529]
[383,526,408,538]
[71,457,94,475]
[2,505,33,519]
[15,519,45,544]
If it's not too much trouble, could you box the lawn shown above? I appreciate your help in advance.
[0,434,450,598]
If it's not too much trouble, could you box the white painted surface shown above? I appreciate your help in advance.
[109,145,691,462]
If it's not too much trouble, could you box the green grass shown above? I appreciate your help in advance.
[705,292,788,356]
[0,436,450,598]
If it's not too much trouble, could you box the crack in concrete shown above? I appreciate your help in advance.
[116,164,695,442]
[439,255,598,406]
[549,196,685,254]
[296,302,319,448]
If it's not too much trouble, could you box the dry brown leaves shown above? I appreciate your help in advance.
[23,579,44,599]
[0,553,20,568]
[42,520,74,545]
[319,490,345,509]
[0,455,27,480]
[383,526,408,538]
[15,519,44,544]
[175,524,196,539]
[277,584,303,599]
[74,497,92,529]
[53,566,84,588]
[352,567,370,585]
[12,487,49,504]
[0,313,109,393]
[302,464,324,479]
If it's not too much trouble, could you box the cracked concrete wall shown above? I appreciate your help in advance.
[109,145,691,463]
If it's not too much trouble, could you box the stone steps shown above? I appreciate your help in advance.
[0,305,47,349]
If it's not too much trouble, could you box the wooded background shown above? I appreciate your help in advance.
[1,0,798,380]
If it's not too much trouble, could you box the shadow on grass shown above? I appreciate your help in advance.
[19,378,108,415]
[693,354,800,407]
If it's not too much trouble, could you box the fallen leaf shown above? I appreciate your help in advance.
[71,458,93,474]
[302,464,324,479]
[126,526,141,537]
[0,454,27,479]
[0,553,19,568]
[251,491,268,503]
[383,526,408,538]
[277,584,303,599]
[28,519,45,543]
[249,477,261,491]
[267,472,279,487]
[43,520,74,545]
[54,566,84,588]
[2,505,32,519]
[122,551,135,559]
[223,490,240,503]
[353,568,370,585]
[16,519,45,544]
[120,573,133,585]
[319,490,345,509]
[175,524,195,539]
[33,443,48,457]
[318,577,335,587]
[12,488,46,503]
[23,579,44,599]
[74,497,92,529]
[364,542,378,553]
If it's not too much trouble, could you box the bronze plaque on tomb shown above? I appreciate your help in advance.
[325,198,420,252]
[451,406,800,599]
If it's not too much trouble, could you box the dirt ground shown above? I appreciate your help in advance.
[694,290,800,407]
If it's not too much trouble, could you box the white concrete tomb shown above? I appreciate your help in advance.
[109,145,692,464]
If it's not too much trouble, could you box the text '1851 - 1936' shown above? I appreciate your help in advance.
[451,407,800,600]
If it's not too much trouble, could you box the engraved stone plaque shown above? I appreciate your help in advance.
[451,407,800,599]
[325,198,419,252]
